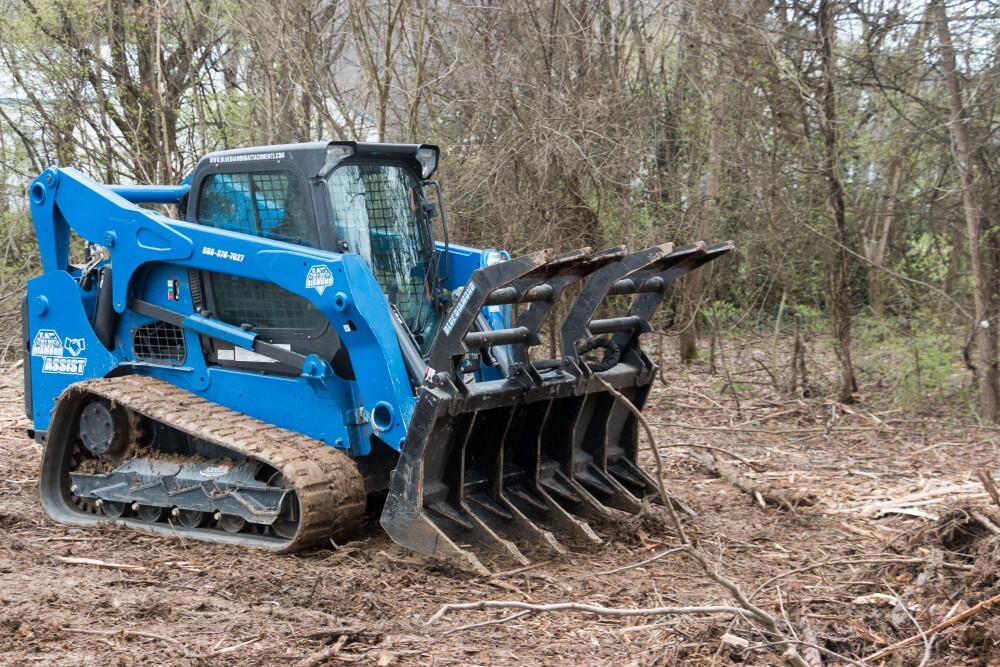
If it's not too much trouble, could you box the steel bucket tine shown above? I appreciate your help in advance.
[458,404,562,556]
[381,386,493,576]
[533,393,628,524]
[503,400,602,544]
[571,389,649,513]
[442,409,529,565]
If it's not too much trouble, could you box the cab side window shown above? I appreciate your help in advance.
[198,171,313,246]
[196,170,324,331]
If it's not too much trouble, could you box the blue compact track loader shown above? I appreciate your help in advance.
[23,141,732,574]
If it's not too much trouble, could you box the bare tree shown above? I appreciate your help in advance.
[931,0,999,421]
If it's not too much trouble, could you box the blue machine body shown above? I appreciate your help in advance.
[25,164,506,458]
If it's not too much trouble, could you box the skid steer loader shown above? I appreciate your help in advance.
[22,141,731,574]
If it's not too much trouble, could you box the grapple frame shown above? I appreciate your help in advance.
[381,241,733,574]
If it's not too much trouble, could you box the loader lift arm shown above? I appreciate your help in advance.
[28,166,415,453]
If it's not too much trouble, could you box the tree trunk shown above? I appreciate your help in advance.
[817,0,857,402]
[931,0,999,421]
[678,56,725,364]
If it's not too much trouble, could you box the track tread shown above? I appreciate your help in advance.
[40,375,366,552]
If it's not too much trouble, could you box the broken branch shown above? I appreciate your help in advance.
[429,600,759,625]
[862,592,1000,663]
[691,450,817,509]
[56,557,147,571]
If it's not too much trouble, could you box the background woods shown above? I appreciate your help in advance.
[0,0,998,419]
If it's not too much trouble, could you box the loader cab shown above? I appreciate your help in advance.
[186,141,444,375]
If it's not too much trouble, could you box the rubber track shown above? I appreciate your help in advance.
[39,375,366,552]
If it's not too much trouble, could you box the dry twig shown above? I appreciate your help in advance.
[976,468,1000,508]
[56,556,147,571]
[297,634,350,667]
[862,592,1000,663]
[429,600,760,624]
[594,547,686,576]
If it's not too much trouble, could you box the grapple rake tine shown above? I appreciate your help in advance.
[559,243,675,359]
[612,241,734,359]
[458,405,562,558]
[503,401,602,545]
[381,389,494,576]
[571,389,649,513]
[406,408,529,567]
[534,394,625,524]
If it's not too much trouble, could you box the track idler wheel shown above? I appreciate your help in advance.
[217,514,246,533]
[100,500,129,518]
[78,399,137,461]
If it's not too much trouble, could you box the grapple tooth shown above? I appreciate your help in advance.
[470,493,513,520]
[608,457,651,491]
[540,471,581,503]
[580,464,617,496]
[569,391,649,513]
[429,500,474,529]
[503,402,601,544]
[507,484,548,513]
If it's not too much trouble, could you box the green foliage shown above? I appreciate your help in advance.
[903,232,952,285]
[853,316,971,413]
[702,300,739,327]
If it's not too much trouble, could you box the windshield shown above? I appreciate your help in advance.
[326,164,440,352]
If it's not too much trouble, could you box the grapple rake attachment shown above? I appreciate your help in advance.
[381,241,734,574]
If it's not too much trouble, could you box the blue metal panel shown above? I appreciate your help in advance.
[26,272,120,430]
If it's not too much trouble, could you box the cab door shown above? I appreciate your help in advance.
[189,165,349,377]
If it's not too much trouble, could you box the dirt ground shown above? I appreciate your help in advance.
[1,340,998,666]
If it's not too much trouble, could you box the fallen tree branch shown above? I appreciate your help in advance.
[976,468,1000,509]
[658,441,761,470]
[970,510,1000,535]
[690,450,817,509]
[861,592,1000,663]
[595,376,811,667]
[429,600,759,625]
[297,634,349,667]
[56,557,147,571]
[594,547,686,576]
[651,422,887,435]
